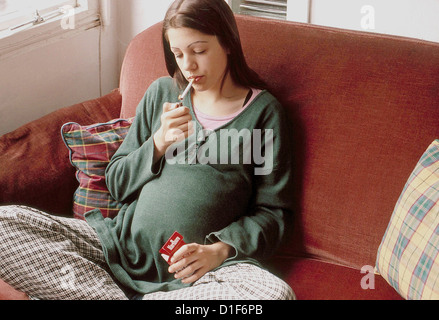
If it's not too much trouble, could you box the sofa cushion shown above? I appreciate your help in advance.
[61,118,133,220]
[269,257,402,300]
[376,140,439,300]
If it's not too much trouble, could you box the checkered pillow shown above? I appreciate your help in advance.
[61,118,134,220]
[376,140,439,300]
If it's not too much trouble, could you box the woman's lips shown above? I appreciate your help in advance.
[189,76,203,83]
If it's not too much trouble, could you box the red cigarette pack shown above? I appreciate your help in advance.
[159,231,185,265]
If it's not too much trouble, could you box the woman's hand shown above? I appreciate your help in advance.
[168,242,233,284]
[153,102,194,161]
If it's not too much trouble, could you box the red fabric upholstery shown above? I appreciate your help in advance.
[243,19,439,269]
[270,257,403,300]
[119,25,168,118]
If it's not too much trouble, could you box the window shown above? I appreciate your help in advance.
[0,0,100,60]
[0,0,76,32]
[229,0,288,20]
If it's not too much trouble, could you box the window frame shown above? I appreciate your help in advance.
[0,0,76,31]
[228,0,289,20]
[0,0,100,61]
[227,0,311,22]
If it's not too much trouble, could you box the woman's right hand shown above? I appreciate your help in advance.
[153,102,194,160]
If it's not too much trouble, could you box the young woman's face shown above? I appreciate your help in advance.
[167,27,229,94]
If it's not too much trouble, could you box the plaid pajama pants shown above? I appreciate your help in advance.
[0,205,295,300]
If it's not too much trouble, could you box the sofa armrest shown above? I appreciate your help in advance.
[0,89,122,216]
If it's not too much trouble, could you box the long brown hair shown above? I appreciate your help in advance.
[162,0,266,90]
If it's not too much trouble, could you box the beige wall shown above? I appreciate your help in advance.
[310,0,439,43]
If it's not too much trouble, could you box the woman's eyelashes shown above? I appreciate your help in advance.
[173,49,206,59]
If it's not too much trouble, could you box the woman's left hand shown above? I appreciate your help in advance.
[168,242,233,284]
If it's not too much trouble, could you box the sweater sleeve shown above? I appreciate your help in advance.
[105,81,165,203]
[206,101,295,262]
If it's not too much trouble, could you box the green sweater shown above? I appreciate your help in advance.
[85,77,294,296]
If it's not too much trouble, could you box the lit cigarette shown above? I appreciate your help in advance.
[178,79,194,102]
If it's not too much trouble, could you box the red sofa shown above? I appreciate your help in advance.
[2,15,439,300]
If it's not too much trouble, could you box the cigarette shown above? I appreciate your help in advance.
[178,79,194,102]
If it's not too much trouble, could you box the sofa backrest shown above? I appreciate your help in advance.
[119,22,167,119]
[119,15,439,269]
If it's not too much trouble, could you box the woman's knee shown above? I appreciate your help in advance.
[215,264,295,300]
